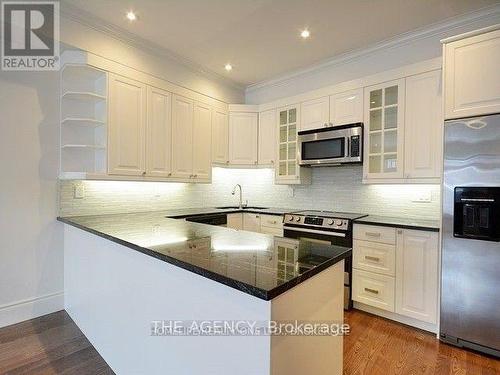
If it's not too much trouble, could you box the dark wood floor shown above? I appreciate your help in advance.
[0,310,498,374]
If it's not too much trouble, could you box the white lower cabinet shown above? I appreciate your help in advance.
[243,213,261,232]
[395,229,439,324]
[353,224,439,330]
[227,213,283,236]
[227,213,243,230]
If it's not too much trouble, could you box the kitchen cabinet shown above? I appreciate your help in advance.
[229,112,258,165]
[258,109,277,165]
[276,105,311,185]
[395,229,439,324]
[363,79,405,181]
[171,94,194,179]
[108,74,147,176]
[300,96,329,131]
[146,86,172,178]
[243,213,261,232]
[443,28,500,119]
[172,95,212,182]
[329,88,363,126]
[404,70,442,180]
[212,108,229,164]
[260,214,284,236]
[227,213,243,230]
[192,102,212,180]
[352,223,439,331]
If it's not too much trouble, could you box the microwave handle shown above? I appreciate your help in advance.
[346,136,350,157]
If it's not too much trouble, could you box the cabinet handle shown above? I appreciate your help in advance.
[397,230,403,235]
[254,161,258,164]
[364,288,379,294]
[142,171,146,176]
[271,160,274,164]
[324,123,328,127]
[365,232,381,237]
[226,160,229,164]
[365,255,380,262]
[167,173,172,177]
[193,174,198,178]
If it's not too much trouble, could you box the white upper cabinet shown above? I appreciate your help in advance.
[404,70,442,180]
[192,102,212,181]
[329,88,363,126]
[443,28,500,119]
[300,96,330,131]
[258,109,277,165]
[171,94,194,179]
[146,86,172,178]
[108,74,147,176]
[229,112,258,165]
[396,229,439,324]
[212,109,229,165]
[363,79,405,181]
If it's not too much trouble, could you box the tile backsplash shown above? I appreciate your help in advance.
[59,166,441,220]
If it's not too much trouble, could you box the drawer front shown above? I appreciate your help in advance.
[354,224,396,244]
[352,269,395,312]
[260,226,283,236]
[260,214,283,229]
[353,240,396,276]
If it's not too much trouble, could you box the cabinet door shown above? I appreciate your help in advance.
[212,109,229,164]
[192,102,212,180]
[300,96,329,131]
[258,109,276,165]
[404,70,442,179]
[330,88,363,126]
[108,74,146,176]
[227,213,243,230]
[171,94,194,178]
[243,213,261,233]
[229,112,258,165]
[146,86,172,178]
[444,29,500,119]
[363,79,405,180]
[396,229,439,324]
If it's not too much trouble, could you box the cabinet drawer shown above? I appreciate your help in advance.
[354,224,396,244]
[353,240,396,276]
[260,226,283,237]
[260,214,283,229]
[352,269,395,312]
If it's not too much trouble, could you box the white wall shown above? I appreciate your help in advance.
[245,8,500,104]
[60,167,441,221]
[0,71,64,327]
[60,16,244,104]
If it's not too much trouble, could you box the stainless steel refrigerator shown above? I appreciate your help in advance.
[441,113,500,357]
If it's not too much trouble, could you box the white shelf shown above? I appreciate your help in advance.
[61,91,106,101]
[61,144,106,149]
[61,117,105,127]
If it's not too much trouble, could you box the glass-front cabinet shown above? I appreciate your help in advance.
[276,105,311,185]
[363,79,405,181]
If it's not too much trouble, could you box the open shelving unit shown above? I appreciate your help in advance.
[60,62,108,179]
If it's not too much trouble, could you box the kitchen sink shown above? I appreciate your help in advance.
[216,206,268,210]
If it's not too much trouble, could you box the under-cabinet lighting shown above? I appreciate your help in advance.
[300,29,310,39]
[224,63,233,71]
[126,11,137,21]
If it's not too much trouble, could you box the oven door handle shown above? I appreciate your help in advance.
[283,226,346,238]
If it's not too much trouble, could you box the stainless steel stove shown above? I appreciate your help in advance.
[283,210,367,309]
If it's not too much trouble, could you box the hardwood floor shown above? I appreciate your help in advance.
[0,309,498,374]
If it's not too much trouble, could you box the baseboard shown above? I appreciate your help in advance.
[353,302,438,334]
[0,292,64,328]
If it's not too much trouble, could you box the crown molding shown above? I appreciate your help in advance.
[245,4,500,94]
[59,2,244,92]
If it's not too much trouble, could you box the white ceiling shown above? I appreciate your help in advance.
[62,0,499,87]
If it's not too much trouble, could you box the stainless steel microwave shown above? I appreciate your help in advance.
[298,123,363,166]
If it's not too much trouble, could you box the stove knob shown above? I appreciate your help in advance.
[335,220,343,226]
[288,216,295,222]
[296,216,301,222]
[327,219,334,225]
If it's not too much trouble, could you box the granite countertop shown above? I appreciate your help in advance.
[354,215,440,232]
[58,211,351,301]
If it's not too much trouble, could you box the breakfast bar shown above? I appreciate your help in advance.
[59,211,350,375]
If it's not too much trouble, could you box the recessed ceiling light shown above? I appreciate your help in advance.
[224,63,233,72]
[126,11,137,21]
[300,29,310,39]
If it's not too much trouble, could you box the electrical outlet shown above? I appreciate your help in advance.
[411,190,431,203]
[74,184,85,199]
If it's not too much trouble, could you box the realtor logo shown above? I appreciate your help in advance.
[1,1,59,70]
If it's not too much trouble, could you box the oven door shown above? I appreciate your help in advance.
[283,226,352,310]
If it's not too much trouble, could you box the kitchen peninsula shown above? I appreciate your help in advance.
[59,210,350,375]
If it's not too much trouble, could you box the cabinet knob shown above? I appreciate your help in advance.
[142,171,146,176]
[167,172,172,177]
[226,160,229,164]
[397,229,403,235]
[193,174,198,178]
[254,160,258,164]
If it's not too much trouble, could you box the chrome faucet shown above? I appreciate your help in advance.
[231,184,243,209]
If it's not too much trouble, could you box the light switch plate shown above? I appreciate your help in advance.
[411,190,431,203]
[74,183,85,199]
